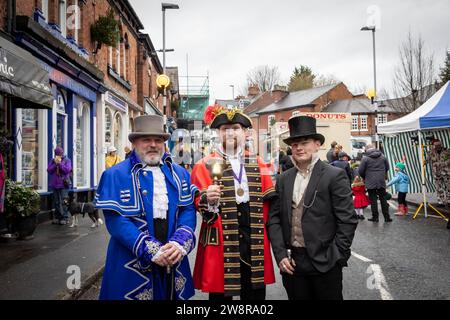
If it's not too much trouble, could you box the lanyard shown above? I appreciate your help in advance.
[231,163,244,184]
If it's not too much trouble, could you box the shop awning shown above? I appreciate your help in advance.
[0,36,52,108]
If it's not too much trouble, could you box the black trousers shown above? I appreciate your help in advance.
[282,262,343,300]
[209,262,266,300]
[367,188,390,220]
[397,192,407,206]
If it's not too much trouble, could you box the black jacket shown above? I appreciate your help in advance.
[358,149,389,189]
[331,160,353,184]
[268,160,358,273]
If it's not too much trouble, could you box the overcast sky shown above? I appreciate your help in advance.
[130,0,450,102]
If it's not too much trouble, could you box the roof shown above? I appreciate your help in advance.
[255,83,340,115]
[324,98,401,114]
[215,99,240,107]
[244,90,288,115]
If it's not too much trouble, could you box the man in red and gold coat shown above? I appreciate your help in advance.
[191,105,276,300]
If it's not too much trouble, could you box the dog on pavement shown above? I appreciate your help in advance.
[68,201,103,228]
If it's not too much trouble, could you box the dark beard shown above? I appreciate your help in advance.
[222,139,238,154]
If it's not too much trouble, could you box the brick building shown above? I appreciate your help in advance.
[245,83,353,154]
[0,0,169,216]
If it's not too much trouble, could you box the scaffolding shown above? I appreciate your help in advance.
[178,74,210,121]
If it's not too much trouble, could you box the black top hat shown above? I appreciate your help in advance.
[283,116,325,146]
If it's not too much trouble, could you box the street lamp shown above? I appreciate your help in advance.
[361,25,377,103]
[230,85,235,100]
[162,2,179,119]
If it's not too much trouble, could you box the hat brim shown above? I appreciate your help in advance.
[210,113,252,129]
[128,132,171,142]
[283,133,325,146]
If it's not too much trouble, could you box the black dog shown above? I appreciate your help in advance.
[68,201,103,228]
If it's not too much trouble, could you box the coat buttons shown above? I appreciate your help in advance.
[239,234,243,239]
[224,214,228,218]
[142,190,148,196]
[143,171,148,176]
[225,235,229,240]
[238,212,242,217]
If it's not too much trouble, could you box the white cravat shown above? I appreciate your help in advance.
[144,165,168,219]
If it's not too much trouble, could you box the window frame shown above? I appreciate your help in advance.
[74,100,90,189]
[360,115,368,131]
[15,108,48,192]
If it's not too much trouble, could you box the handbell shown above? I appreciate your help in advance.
[206,158,227,185]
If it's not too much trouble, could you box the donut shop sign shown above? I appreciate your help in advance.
[303,113,351,122]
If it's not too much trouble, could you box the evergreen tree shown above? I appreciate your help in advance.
[287,65,315,92]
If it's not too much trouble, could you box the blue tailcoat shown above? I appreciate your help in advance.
[95,151,198,300]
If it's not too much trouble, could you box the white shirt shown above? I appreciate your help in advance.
[292,153,320,207]
[143,165,168,219]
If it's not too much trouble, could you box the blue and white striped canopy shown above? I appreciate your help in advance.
[378,81,450,134]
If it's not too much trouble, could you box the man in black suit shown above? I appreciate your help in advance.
[268,116,358,300]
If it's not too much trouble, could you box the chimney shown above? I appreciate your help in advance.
[248,84,260,98]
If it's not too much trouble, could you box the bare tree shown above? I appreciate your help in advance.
[313,74,340,87]
[246,65,282,92]
[392,31,437,112]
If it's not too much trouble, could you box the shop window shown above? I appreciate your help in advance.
[75,102,90,188]
[114,112,122,153]
[16,109,47,191]
[129,117,134,134]
[105,107,112,145]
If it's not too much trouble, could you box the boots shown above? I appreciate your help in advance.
[394,204,404,216]
[402,205,409,215]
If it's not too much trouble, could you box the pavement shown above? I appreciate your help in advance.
[0,216,109,300]
[391,192,450,218]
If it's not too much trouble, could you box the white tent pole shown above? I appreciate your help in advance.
[418,130,428,218]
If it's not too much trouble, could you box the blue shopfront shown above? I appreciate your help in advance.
[11,29,104,215]
[12,62,99,208]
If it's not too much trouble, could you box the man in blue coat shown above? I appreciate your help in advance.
[95,115,198,300]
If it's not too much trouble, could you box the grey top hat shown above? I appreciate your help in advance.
[128,115,171,142]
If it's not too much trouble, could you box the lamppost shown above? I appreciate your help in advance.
[162,2,179,121]
[361,25,377,103]
[230,85,235,100]
[362,25,378,148]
